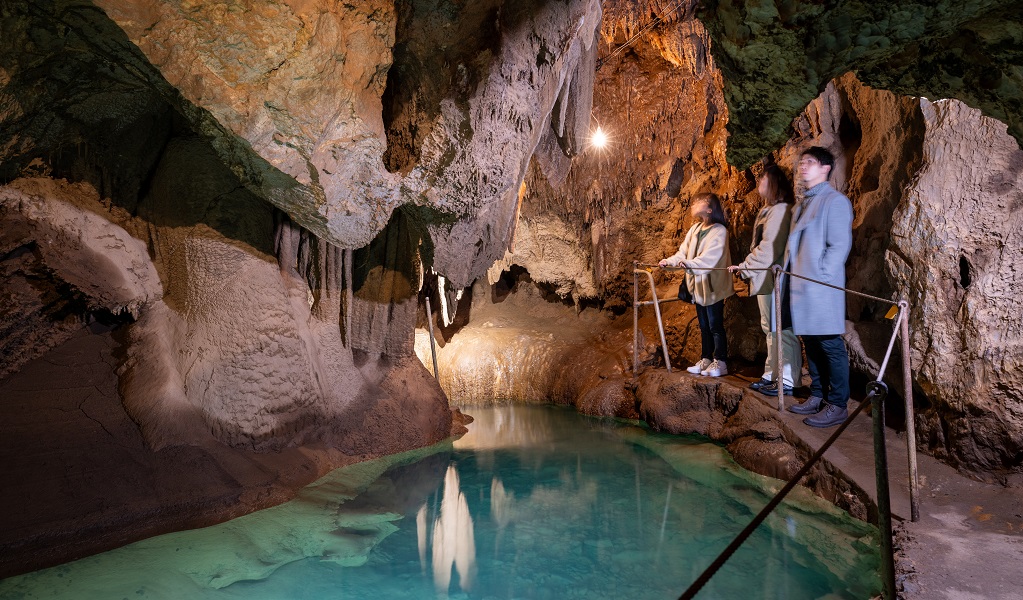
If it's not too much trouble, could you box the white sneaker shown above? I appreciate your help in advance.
[701,360,727,377]
[687,358,712,374]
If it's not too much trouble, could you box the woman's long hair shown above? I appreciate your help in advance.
[695,192,728,227]
[759,164,794,205]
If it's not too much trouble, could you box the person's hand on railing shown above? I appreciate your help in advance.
[658,259,687,270]
[727,265,741,274]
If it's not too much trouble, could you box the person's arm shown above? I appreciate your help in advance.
[820,194,853,281]
[685,225,726,274]
[660,226,694,268]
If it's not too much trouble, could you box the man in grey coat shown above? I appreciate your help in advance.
[784,147,854,428]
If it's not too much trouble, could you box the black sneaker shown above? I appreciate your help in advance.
[749,378,772,390]
[760,382,794,397]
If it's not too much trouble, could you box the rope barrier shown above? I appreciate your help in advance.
[636,263,898,306]
[678,386,881,599]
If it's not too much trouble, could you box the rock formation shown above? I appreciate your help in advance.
[2,0,1023,579]
[889,99,1023,475]
[1,0,603,451]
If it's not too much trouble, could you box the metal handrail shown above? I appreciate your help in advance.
[633,266,674,373]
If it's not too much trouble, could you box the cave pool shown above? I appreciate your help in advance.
[0,405,881,599]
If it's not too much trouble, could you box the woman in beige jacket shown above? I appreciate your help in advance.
[659,193,734,377]
[728,164,801,395]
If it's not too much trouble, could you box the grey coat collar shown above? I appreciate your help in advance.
[792,182,834,234]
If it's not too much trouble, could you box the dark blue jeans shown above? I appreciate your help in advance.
[695,300,728,361]
[802,334,850,408]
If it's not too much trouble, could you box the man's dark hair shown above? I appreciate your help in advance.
[801,146,835,175]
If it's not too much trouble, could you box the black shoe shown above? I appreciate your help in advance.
[787,395,823,415]
[760,382,794,397]
[803,403,849,428]
[749,378,772,390]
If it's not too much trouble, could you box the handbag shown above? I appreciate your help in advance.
[677,281,693,303]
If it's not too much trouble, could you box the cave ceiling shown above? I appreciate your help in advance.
[2,0,1022,272]
[699,0,1023,168]
[0,0,601,292]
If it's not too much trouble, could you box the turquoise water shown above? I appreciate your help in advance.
[0,405,880,599]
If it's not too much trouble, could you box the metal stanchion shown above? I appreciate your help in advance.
[900,300,920,522]
[635,269,673,373]
[425,296,440,383]
[869,381,898,600]
[772,265,784,411]
[633,262,640,378]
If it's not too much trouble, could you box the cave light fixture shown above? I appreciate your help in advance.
[587,114,612,153]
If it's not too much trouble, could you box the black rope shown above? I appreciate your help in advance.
[637,263,898,306]
[678,389,882,599]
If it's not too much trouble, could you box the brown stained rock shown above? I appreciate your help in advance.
[636,369,738,437]
[449,407,474,436]
[575,378,638,420]
[94,0,401,244]
[726,438,799,482]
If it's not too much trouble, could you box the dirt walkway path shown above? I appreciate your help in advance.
[734,376,1023,599]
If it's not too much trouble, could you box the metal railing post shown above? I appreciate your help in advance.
[900,300,920,522]
[869,381,897,600]
[633,262,640,378]
[636,269,673,373]
[772,265,784,411]
[424,296,440,383]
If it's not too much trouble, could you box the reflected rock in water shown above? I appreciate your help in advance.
[453,405,558,451]
[419,464,477,594]
[491,477,514,530]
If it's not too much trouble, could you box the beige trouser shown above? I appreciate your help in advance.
[757,293,801,387]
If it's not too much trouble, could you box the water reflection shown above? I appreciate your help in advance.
[0,406,881,600]
[453,403,558,450]
[423,465,477,594]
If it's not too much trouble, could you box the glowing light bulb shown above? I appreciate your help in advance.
[591,126,608,149]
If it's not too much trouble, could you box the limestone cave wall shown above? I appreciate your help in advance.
[2,0,1023,575]
[1,0,603,455]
